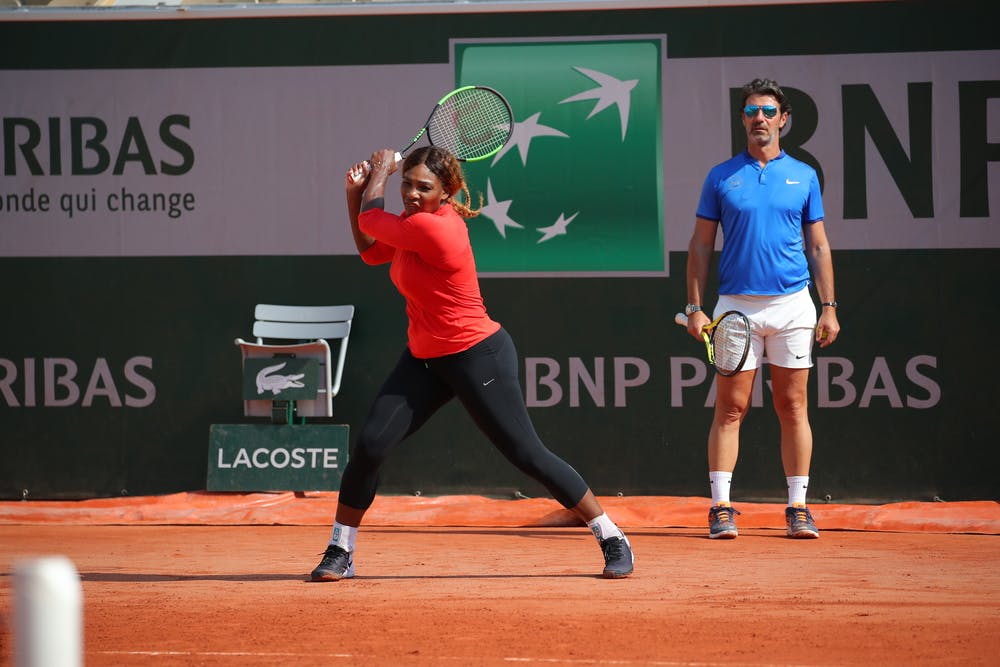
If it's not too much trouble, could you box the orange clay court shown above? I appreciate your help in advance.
[1,493,998,666]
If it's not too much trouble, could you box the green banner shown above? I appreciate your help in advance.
[456,39,664,274]
[1,1,998,503]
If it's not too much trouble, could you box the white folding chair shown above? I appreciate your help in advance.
[235,304,354,423]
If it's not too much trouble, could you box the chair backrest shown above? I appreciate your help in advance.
[252,304,355,343]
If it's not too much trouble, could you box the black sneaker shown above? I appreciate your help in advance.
[708,503,740,539]
[785,504,820,539]
[310,545,355,581]
[599,535,634,579]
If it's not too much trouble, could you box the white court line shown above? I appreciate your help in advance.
[96,650,833,666]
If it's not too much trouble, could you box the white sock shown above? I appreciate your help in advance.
[586,513,623,542]
[329,522,357,552]
[787,476,809,506]
[709,471,733,505]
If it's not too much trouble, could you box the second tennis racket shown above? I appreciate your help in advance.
[675,310,752,376]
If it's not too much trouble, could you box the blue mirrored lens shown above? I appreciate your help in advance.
[743,105,779,119]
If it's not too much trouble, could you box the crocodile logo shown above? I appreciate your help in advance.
[255,362,306,396]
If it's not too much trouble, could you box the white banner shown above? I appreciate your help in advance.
[2,49,997,257]
[1,65,451,256]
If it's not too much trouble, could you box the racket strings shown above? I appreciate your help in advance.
[428,89,512,160]
[713,316,751,374]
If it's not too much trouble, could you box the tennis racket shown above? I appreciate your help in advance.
[350,85,513,182]
[675,310,752,376]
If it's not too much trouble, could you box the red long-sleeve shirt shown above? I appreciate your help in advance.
[358,204,500,359]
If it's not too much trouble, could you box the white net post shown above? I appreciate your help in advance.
[13,556,83,667]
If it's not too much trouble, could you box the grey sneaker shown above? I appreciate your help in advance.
[310,545,355,581]
[785,505,820,538]
[708,503,740,539]
[599,535,634,579]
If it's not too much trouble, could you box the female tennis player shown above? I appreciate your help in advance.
[310,146,634,581]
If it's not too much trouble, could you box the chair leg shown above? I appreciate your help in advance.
[270,400,304,425]
[271,400,290,425]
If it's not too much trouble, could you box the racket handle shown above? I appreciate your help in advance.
[674,313,688,327]
[349,152,404,183]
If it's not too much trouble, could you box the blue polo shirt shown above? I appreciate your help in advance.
[696,150,824,296]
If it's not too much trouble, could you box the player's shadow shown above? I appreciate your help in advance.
[80,572,305,582]
[368,528,586,539]
[80,571,606,583]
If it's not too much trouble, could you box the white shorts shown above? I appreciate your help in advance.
[715,287,817,370]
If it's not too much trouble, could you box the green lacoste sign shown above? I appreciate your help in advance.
[207,424,348,492]
[455,38,664,275]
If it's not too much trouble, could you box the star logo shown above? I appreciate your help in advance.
[479,179,523,238]
[491,112,568,167]
[537,211,579,244]
[559,67,639,141]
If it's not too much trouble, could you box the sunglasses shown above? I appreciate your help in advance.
[743,104,779,119]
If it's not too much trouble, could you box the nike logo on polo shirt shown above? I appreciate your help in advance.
[483,378,496,386]
[786,179,800,185]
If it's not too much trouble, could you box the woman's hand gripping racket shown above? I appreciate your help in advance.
[675,310,752,376]
[350,85,513,182]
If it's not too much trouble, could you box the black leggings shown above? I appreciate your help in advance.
[338,328,589,511]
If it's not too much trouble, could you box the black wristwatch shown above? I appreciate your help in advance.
[821,301,838,308]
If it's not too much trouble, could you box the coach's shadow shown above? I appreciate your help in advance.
[336,573,600,581]
[81,572,304,582]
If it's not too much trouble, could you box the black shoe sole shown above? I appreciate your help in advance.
[310,571,353,582]
[787,531,820,539]
[602,567,633,579]
[709,531,738,539]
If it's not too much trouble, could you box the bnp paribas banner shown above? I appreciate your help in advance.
[1,7,999,501]
[3,48,998,262]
